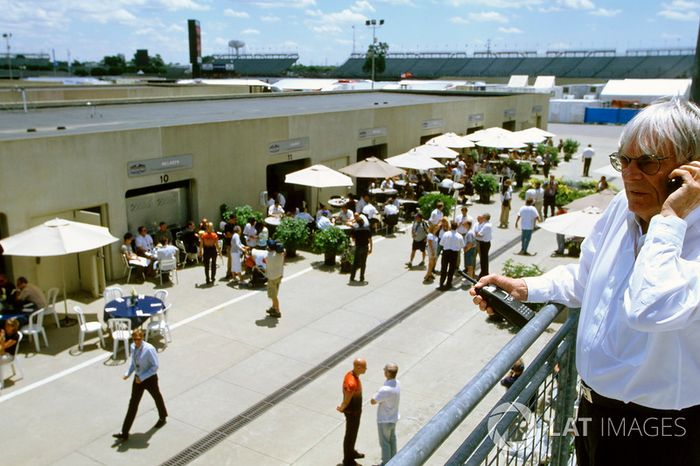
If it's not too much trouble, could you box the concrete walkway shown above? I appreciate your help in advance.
[1,123,624,466]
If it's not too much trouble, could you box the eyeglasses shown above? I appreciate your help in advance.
[609,152,670,175]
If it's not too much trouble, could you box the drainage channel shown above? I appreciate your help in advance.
[161,235,523,466]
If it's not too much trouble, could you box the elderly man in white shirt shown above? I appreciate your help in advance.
[437,221,465,291]
[134,226,155,256]
[471,99,700,466]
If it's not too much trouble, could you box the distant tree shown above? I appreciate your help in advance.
[362,41,389,76]
[102,54,126,75]
[133,49,150,68]
[202,55,215,64]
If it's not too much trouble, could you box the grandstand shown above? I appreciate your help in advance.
[207,53,298,77]
[333,48,695,80]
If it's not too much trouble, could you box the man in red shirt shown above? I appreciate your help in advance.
[337,358,367,466]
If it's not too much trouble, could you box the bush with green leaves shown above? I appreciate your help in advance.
[219,203,234,223]
[313,226,349,254]
[233,205,263,224]
[502,259,544,278]
[519,177,596,205]
[511,160,534,186]
[471,172,500,197]
[562,138,580,161]
[536,143,560,165]
[274,217,309,250]
[467,149,480,162]
[418,192,456,219]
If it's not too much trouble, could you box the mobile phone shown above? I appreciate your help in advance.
[459,271,535,328]
[667,176,683,193]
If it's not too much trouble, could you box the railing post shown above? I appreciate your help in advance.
[551,309,579,466]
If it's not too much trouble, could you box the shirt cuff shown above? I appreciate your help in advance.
[647,214,687,248]
[523,276,553,303]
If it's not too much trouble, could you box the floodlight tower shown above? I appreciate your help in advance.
[365,19,384,90]
[2,33,12,80]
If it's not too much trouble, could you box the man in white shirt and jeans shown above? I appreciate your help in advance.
[515,199,540,255]
[471,99,700,465]
[371,363,400,466]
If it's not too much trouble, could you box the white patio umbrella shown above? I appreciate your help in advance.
[339,157,405,179]
[566,189,616,211]
[513,129,547,145]
[465,127,513,142]
[475,133,528,149]
[284,164,353,210]
[592,164,620,179]
[408,144,459,159]
[426,132,475,149]
[0,218,119,322]
[539,207,603,238]
[386,153,444,170]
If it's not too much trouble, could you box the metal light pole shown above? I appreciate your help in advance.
[2,33,12,80]
[365,19,384,90]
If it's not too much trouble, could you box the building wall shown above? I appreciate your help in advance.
[0,91,549,288]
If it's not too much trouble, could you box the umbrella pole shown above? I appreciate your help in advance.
[59,258,77,327]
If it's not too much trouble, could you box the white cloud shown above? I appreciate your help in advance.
[665,0,700,8]
[538,6,561,12]
[590,8,620,16]
[168,23,185,32]
[335,38,353,45]
[261,15,280,22]
[376,0,416,5]
[241,28,261,35]
[556,0,595,9]
[310,24,343,33]
[224,9,250,18]
[450,16,470,24]
[251,0,316,8]
[469,11,509,22]
[659,8,699,20]
[159,0,209,11]
[448,0,543,7]
[498,26,523,33]
[351,0,376,12]
[303,5,368,36]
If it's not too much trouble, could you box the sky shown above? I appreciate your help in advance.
[1,0,698,66]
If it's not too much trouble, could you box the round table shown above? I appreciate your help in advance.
[104,296,164,328]
[264,216,282,227]
[369,188,398,196]
[0,311,29,327]
[327,198,349,208]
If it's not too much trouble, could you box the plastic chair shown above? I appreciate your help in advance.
[21,309,49,353]
[176,239,199,264]
[73,306,106,351]
[104,286,123,303]
[0,331,23,390]
[154,289,168,303]
[108,318,132,360]
[157,258,178,285]
[145,305,172,347]
[122,254,142,284]
[45,287,61,328]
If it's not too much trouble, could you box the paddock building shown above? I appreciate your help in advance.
[0,89,549,297]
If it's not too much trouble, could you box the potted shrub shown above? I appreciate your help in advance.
[313,227,349,266]
[512,160,533,188]
[233,205,263,224]
[471,172,499,204]
[562,138,580,162]
[340,246,355,274]
[536,143,560,167]
[273,217,309,258]
[418,192,456,219]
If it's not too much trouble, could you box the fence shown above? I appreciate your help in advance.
[390,305,579,466]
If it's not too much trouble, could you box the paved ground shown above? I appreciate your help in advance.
[1,123,624,466]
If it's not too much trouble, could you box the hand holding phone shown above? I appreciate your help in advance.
[667,176,683,193]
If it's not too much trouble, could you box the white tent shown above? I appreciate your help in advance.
[600,79,691,104]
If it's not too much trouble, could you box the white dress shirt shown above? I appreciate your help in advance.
[456,213,474,235]
[439,230,465,251]
[383,204,399,216]
[134,233,154,252]
[362,203,378,220]
[475,221,492,242]
[429,208,443,226]
[526,192,700,410]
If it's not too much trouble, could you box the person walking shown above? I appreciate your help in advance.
[515,199,540,255]
[407,213,429,268]
[349,217,372,284]
[474,214,492,279]
[498,179,513,228]
[198,222,220,285]
[542,175,558,219]
[438,221,465,291]
[337,358,367,466]
[371,363,401,466]
[265,240,285,318]
[581,143,595,177]
[113,329,167,441]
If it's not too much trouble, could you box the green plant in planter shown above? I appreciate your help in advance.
[536,143,560,166]
[467,148,480,162]
[273,217,309,257]
[219,203,234,223]
[233,205,263,224]
[313,227,349,265]
[562,138,580,162]
[471,172,500,203]
[512,161,534,188]
[418,192,456,219]
[502,259,545,311]
[340,246,355,274]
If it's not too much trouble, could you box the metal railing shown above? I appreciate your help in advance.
[390,305,579,466]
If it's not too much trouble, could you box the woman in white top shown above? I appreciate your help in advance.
[229,226,247,283]
[499,179,513,228]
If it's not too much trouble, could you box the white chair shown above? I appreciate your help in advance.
[104,286,123,303]
[122,254,143,284]
[0,331,23,389]
[108,318,132,360]
[176,239,199,264]
[73,306,106,351]
[45,287,61,328]
[21,309,49,353]
[157,258,178,285]
[145,305,172,347]
[154,289,168,303]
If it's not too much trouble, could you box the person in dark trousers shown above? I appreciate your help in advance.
[349,217,372,284]
[474,214,492,279]
[438,221,465,291]
[113,329,167,441]
[198,222,220,285]
[337,358,367,466]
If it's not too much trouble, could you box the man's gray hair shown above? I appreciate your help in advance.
[384,363,398,378]
[619,97,700,163]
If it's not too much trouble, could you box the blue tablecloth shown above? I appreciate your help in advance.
[104,296,164,328]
